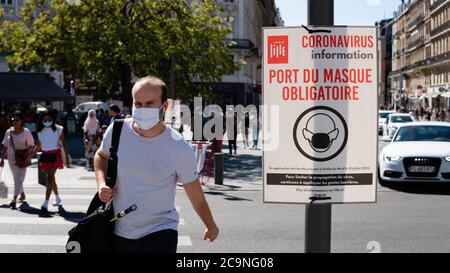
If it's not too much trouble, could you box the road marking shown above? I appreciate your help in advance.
[8,204,180,212]
[0,234,193,247]
[0,216,185,226]
[0,217,78,225]
[2,194,93,200]
[0,234,68,246]
[6,204,181,213]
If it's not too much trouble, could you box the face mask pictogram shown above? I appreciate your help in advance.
[302,114,339,153]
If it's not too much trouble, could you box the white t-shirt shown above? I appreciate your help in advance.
[99,118,198,240]
[38,125,63,152]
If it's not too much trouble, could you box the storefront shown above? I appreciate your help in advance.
[0,72,72,106]
[427,86,449,109]
[0,72,73,130]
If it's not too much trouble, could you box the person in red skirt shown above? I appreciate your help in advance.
[34,111,70,213]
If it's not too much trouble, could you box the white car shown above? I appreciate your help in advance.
[73,101,109,121]
[384,113,414,137]
[379,122,450,186]
[379,110,396,135]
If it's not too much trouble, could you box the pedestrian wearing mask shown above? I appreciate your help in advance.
[35,111,71,213]
[0,111,35,209]
[94,76,218,253]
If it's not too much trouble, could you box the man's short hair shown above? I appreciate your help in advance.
[133,76,168,103]
[109,104,121,114]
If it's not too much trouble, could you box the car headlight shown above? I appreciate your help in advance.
[384,155,400,162]
[445,157,450,162]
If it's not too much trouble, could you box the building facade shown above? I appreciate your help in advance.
[377,18,394,107]
[214,0,283,107]
[389,0,450,111]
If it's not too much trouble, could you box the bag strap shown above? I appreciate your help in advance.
[9,131,16,152]
[105,120,124,188]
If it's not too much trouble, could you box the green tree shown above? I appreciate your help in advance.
[0,0,241,106]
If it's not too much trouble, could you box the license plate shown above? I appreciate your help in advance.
[409,166,435,173]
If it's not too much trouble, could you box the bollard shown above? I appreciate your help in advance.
[37,152,47,186]
[214,153,223,185]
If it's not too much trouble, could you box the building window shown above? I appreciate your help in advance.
[0,0,15,16]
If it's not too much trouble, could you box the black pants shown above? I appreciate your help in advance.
[228,140,237,154]
[114,229,178,253]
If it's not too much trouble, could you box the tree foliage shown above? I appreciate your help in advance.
[0,0,241,105]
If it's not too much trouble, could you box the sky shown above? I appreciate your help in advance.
[275,0,403,26]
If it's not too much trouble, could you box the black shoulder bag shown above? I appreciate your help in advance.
[66,120,130,253]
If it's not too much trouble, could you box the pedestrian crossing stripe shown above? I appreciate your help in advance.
[2,194,94,200]
[0,204,181,213]
[0,234,192,247]
[0,217,185,226]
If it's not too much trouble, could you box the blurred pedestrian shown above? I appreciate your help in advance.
[97,109,106,126]
[83,110,100,171]
[35,111,71,213]
[426,109,431,121]
[440,109,446,122]
[0,111,35,209]
[0,112,10,149]
[108,104,121,125]
[99,125,108,141]
[226,113,238,155]
[122,106,131,118]
[409,109,415,121]
[243,113,250,149]
[250,109,259,149]
[432,108,438,121]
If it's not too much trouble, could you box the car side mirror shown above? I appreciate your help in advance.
[382,136,392,142]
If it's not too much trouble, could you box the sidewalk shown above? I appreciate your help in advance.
[181,124,263,191]
[204,145,262,192]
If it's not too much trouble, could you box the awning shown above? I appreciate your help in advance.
[0,72,73,102]
[442,92,450,98]
[432,93,441,98]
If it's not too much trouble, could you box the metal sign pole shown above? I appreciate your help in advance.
[305,0,334,254]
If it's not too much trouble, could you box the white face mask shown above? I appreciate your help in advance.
[43,121,53,127]
[132,106,164,130]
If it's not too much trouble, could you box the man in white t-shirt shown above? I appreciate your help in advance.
[94,76,218,253]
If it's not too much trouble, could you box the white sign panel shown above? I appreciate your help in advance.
[263,26,378,204]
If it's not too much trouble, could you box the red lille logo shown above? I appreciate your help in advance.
[268,36,289,64]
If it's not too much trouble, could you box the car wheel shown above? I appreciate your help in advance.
[378,168,390,188]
